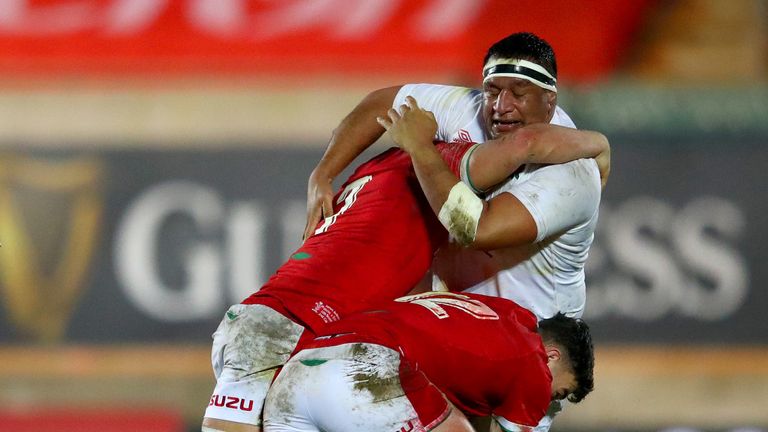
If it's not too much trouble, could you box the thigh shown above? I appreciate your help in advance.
[262,352,322,432]
[265,343,452,432]
[205,303,307,427]
[431,405,474,432]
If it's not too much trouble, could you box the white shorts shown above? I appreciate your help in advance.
[263,342,451,432]
[204,303,306,427]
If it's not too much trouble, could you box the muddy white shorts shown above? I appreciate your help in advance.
[204,303,306,427]
[263,342,451,432]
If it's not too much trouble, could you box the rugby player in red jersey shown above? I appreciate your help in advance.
[263,291,594,432]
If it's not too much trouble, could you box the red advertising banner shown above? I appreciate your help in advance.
[0,1,653,81]
[0,408,183,432]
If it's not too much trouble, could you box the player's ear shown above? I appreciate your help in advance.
[545,345,561,364]
[545,91,557,119]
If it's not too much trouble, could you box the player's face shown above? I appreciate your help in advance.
[482,76,556,139]
[550,368,577,401]
[547,349,577,401]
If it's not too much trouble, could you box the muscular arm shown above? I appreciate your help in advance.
[467,124,610,192]
[402,144,538,250]
[380,97,606,250]
[304,85,402,239]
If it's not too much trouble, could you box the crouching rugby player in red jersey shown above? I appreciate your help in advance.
[263,292,594,432]
[202,107,608,431]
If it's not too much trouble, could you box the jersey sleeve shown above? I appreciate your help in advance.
[550,106,577,128]
[530,400,566,432]
[394,84,482,142]
[498,159,601,243]
[434,141,477,179]
[492,416,535,432]
[491,355,552,429]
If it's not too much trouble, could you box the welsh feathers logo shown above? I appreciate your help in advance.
[0,155,104,342]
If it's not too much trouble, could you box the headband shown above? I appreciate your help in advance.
[482,58,557,92]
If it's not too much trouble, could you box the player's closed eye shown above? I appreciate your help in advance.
[484,85,500,96]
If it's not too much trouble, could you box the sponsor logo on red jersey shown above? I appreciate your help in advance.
[312,301,340,323]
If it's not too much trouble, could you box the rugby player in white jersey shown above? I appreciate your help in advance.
[305,32,607,431]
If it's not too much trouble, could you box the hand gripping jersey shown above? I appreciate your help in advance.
[394,84,602,320]
[306,292,552,428]
[243,142,474,332]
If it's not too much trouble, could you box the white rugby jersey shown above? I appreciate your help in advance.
[393,84,601,320]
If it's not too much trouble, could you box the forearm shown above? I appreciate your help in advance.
[468,125,609,191]
[312,86,402,180]
[380,94,495,247]
[409,143,541,250]
[409,145,465,218]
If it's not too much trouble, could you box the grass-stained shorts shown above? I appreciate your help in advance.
[263,342,451,432]
[205,303,305,426]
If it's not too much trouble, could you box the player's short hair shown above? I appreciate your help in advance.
[538,313,594,403]
[483,32,557,80]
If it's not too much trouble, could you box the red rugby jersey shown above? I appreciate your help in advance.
[309,292,552,427]
[244,142,473,332]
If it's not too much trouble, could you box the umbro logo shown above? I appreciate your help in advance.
[453,129,472,143]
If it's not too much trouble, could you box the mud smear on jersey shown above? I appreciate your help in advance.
[349,343,404,403]
[227,306,302,374]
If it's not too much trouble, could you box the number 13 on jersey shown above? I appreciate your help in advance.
[314,175,373,235]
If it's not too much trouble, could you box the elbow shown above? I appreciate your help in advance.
[587,130,609,155]
[364,85,402,111]
[596,132,610,152]
[334,85,403,136]
[463,231,497,251]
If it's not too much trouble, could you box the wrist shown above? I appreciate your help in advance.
[404,139,437,157]
[310,163,336,183]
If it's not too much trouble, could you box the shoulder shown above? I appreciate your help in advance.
[551,105,576,128]
[493,159,600,197]
[395,84,482,115]
[397,84,485,142]
[488,159,601,240]
[519,160,602,213]
[398,83,481,102]
[560,158,601,187]
[526,158,600,187]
